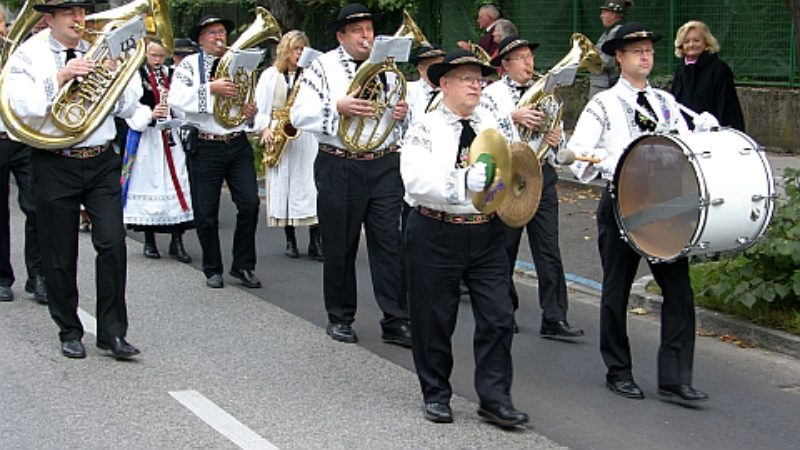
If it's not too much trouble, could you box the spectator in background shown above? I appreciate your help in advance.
[671,20,744,131]
[590,0,633,98]
[458,4,501,57]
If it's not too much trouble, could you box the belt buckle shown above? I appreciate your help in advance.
[79,148,93,158]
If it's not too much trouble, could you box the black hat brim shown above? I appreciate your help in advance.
[190,18,235,43]
[326,13,382,35]
[427,61,495,88]
[600,33,661,55]
[490,42,539,67]
[33,1,95,13]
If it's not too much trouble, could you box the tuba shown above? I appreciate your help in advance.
[0,0,173,150]
[337,10,427,153]
[0,0,44,68]
[213,7,281,129]
[516,33,601,160]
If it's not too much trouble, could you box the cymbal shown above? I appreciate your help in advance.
[470,128,511,214]
[497,142,542,228]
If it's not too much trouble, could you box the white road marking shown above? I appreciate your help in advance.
[78,307,97,336]
[169,390,278,450]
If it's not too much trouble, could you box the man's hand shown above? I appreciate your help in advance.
[544,126,562,148]
[511,107,545,130]
[56,57,94,87]
[242,102,257,120]
[336,86,376,117]
[152,103,169,120]
[391,99,408,120]
[210,77,237,98]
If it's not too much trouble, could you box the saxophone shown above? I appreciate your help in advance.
[263,73,302,168]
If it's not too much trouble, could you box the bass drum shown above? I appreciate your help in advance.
[612,128,775,263]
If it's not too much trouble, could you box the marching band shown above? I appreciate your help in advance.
[0,0,773,430]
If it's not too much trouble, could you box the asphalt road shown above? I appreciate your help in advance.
[2,181,799,449]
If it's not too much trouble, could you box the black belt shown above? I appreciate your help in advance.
[198,131,244,142]
[416,206,495,225]
[319,143,398,160]
[59,143,109,159]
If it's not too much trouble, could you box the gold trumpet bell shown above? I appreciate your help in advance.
[395,10,430,48]
[497,142,543,228]
[470,129,511,214]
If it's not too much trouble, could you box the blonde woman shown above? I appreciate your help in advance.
[255,31,321,260]
[671,20,744,131]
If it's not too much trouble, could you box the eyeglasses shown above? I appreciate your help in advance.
[622,48,654,57]
[504,54,534,63]
[449,74,488,87]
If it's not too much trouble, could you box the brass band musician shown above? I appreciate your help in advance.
[290,3,411,347]
[168,15,262,290]
[3,0,142,359]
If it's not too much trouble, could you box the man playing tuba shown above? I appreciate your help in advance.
[168,16,261,290]
[480,35,584,338]
[3,0,143,360]
[290,3,411,347]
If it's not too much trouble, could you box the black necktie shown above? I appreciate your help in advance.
[635,91,657,132]
[456,119,476,168]
[64,48,76,63]
[424,89,439,112]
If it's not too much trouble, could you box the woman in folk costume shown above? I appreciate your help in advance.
[122,39,193,262]
[255,30,322,260]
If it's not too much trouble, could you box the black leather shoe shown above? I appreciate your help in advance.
[606,380,645,399]
[424,403,453,423]
[61,339,86,359]
[382,320,412,348]
[327,323,358,343]
[97,337,140,360]
[285,240,299,258]
[478,405,529,428]
[540,320,584,338]
[143,242,160,259]
[659,384,708,401]
[229,269,262,288]
[0,286,13,302]
[25,276,47,304]
[308,228,323,261]
[169,239,192,263]
[206,274,224,288]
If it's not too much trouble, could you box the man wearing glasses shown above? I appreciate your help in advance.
[400,49,527,428]
[567,23,706,403]
[482,35,584,339]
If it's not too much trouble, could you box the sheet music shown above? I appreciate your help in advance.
[544,65,577,93]
[368,36,412,64]
[228,49,265,77]
[298,47,323,69]
[106,17,146,59]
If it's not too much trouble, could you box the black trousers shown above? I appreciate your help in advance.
[314,150,406,326]
[187,135,259,277]
[407,211,514,408]
[0,138,41,287]
[31,149,128,342]
[505,163,569,322]
[597,189,695,386]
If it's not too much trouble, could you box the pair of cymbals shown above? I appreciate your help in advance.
[469,130,543,227]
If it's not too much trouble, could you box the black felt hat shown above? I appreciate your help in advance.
[599,0,634,14]
[490,35,539,67]
[326,3,382,35]
[600,21,661,55]
[172,38,198,56]
[190,16,235,43]
[409,44,447,65]
[426,48,496,88]
[33,0,95,13]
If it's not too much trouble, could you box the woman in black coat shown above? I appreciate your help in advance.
[671,20,745,131]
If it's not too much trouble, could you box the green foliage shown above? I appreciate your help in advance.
[250,136,265,177]
[691,168,800,317]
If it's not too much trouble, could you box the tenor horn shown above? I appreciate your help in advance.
[337,10,428,153]
[0,0,173,150]
[213,7,282,129]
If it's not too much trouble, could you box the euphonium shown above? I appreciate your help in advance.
[0,0,44,68]
[0,0,173,150]
[213,7,281,129]
[516,33,602,160]
[337,10,428,153]
[263,76,302,168]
